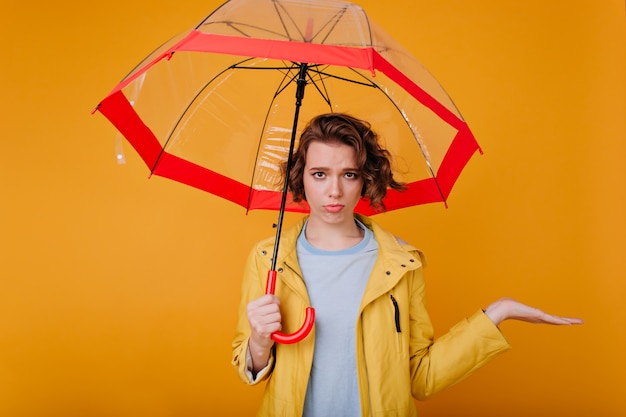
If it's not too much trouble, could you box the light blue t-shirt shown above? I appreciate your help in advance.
[298,220,378,417]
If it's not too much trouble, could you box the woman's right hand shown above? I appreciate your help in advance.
[247,294,282,372]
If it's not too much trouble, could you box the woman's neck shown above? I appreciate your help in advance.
[304,217,364,251]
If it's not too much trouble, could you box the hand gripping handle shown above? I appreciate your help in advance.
[265,269,315,344]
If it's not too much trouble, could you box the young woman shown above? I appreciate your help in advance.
[231,113,582,417]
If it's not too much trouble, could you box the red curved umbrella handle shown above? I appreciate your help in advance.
[272,307,315,344]
[265,270,315,344]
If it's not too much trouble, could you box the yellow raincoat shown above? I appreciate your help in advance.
[232,215,511,416]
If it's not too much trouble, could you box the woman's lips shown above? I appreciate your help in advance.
[324,204,344,213]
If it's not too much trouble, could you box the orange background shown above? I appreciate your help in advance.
[1,1,624,416]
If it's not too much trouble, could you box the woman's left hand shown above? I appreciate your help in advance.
[484,297,584,326]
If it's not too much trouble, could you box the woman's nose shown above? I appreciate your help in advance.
[328,177,342,197]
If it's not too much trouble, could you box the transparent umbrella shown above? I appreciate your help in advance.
[95,0,482,343]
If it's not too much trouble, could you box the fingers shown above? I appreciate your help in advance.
[247,295,282,339]
[539,312,584,325]
[527,306,584,325]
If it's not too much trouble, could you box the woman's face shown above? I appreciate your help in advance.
[302,140,364,226]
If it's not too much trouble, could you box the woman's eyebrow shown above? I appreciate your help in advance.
[307,166,359,171]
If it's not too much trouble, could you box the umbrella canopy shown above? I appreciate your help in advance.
[96,0,481,216]
[95,0,482,343]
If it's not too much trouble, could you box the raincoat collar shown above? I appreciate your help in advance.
[355,215,422,307]
[257,214,423,306]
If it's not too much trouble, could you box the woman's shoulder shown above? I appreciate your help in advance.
[394,236,427,265]
[249,216,308,256]
[358,214,427,265]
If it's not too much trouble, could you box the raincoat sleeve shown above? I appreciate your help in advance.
[408,252,512,400]
[231,243,275,385]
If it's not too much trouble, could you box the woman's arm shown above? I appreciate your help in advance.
[247,294,282,373]
[232,248,277,384]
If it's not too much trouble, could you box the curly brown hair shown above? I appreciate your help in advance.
[285,113,405,212]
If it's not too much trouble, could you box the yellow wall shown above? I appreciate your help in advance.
[1,0,624,416]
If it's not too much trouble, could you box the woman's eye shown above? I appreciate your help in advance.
[345,172,358,179]
[313,172,325,178]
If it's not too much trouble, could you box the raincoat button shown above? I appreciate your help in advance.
[386,271,391,275]
[401,264,406,268]
[278,268,284,273]
[410,259,415,262]
[261,250,267,256]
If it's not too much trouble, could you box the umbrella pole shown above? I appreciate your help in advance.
[265,63,315,344]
